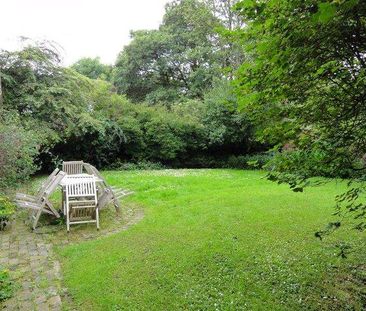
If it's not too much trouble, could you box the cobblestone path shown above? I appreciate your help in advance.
[0,218,62,311]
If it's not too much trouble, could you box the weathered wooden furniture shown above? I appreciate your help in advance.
[83,163,133,213]
[63,175,99,232]
[16,161,134,232]
[62,161,84,175]
[15,171,66,229]
[16,168,59,203]
[60,174,103,214]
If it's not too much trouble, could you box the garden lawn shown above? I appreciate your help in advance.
[56,169,366,310]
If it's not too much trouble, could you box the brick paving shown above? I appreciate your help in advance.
[0,217,62,311]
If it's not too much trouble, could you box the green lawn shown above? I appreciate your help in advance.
[56,169,366,310]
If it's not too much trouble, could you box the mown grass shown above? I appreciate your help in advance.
[56,169,366,310]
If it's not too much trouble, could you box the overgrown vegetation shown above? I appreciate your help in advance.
[0,0,264,188]
[1,0,366,308]
[0,195,15,231]
[233,0,366,234]
[0,267,13,302]
[0,114,39,188]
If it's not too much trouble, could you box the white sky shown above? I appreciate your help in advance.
[0,0,170,65]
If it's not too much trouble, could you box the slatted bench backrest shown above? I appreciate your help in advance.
[44,171,67,198]
[83,164,104,182]
[36,168,60,199]
[62,161,84,175]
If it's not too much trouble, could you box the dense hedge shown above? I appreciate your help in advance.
[0,114,39,188]
[0,44,266,187]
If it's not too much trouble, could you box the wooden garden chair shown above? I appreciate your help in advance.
[64,176,99,232]
[60,174,101,214]
[62,160,84,175]
[83,163,133,213]
[16,171,66,229]
[15,168,60,203]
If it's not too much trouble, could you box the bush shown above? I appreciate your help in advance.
[0,267,13,301]
[0,195,15,231]
[1,42,265,174]
[269,147,360,179]
[226,153,273,169]
[0,114,39,188]
[109,161,166,171]
[246,153,274,169]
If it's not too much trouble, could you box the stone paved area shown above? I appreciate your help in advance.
[0,217,63,311]
[0,206,144,310]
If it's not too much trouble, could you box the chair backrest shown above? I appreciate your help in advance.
[65,176,97,201]
[62,161,84,175]
[36,168,60,198]
[83,163,94,175]
[83,163,109,190]
[83,163,104,181]
[96,189,113,209]
[43,171,67,198]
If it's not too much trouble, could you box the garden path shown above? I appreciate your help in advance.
[0,217,62,311]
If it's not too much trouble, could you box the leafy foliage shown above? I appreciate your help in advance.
[0,113,39,188]
[0,40,259,179]
[226,153,273,169]
[108,161,166,171]
[113,0,241,104]
[0,267,13,301]
[0,195,15,231]
[233,0,366,233]
[234,0,366,174]
[71,57,112,80]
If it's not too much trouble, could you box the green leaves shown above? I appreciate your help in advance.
[71,57,112,81]
[0,115,39,188]
[0,195,15,231]
[114,0,236,103]
[0,267,14,301]
[315,2,337,24]
[233,0,366,237]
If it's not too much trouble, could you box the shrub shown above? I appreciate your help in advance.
[269,147,360,179]
[0,115,39,188]
[109,161,166,171]
[0,195,15,231]
[226,153,273,169]
[0,267,13,301]
[246,153,274,169]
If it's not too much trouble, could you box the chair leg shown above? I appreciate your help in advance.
[32,209,42,230]
[96,208,100,230]
[113,197,121,214]
[30,209,36,222]
[66,206,70,232]
[67,216,70,232]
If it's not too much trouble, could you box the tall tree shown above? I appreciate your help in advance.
[205,0,244,30]
[71,57,112,81]
[114,0,222,103]
[113,29,174,103]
